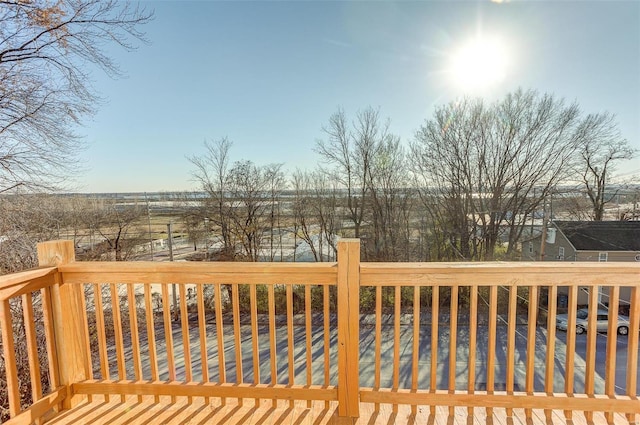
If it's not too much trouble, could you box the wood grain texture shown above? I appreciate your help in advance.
[305,285,313,408]
[360,262,640,287]
[59,261,337,285]
[467,286,477,417]
[268,284,277,407]
[359,389,640,414]
[250,284,260,391]
[143,283,159,404]
[22,292,43,402]
[605,285,620,424]
[323,284,331,410]
[161,284,176,383]
[286,283,294,409]
[1,299,20,417]
[41,286,61,391]
[564,284,578,420]
[37,397,639,425]
[72,380,338,401]
[38,240,89,409]
[430,285,439,416]
[0,270,56,302]
[2,387,66,425]
[337,239,360,418]
[411,286,421,416]
[505,285,517,417]
[448,285,458,417]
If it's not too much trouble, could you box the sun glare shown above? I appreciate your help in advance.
[450,36,508,90]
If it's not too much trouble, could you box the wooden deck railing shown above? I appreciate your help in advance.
[0,239,639,424]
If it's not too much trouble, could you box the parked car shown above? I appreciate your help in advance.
[556,309,630,335]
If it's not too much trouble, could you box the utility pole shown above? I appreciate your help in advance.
[145,192,154,261]
[539,197,548,261]
[204,217,209,261]
[167,222,178,320]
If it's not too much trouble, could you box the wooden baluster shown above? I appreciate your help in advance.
[467,286,477,417]
[41,286,60,394]
[393,285,401,414]
[144,283,159,403]
[486,285,498,418]
[1,299,20,417]
[525,285,538,420]
[110,283,126,402]
[605,285,619,423]
[305,285,312,408]
[268,284,277,408]
[196,284,209,404]
[374,285,382,412]
[22,292,43,404]
[232,283,243,406]
[128,284,143,403]
[93,284,110,387]
[250,284,261,407]
[505,285,517,417]
[449,285,459,417]
[162,283,176,403]
[585,286,599,421]
[214,283,226,405]
[179,284,193,404]
[78,284,93,400]
[564,285,578,420]
[544,285,558,420]
[412,286,421,416]
[286,284,295,409]
[430,285,439,416]
[323,284,330,410]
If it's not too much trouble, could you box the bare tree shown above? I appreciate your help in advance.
[0,194,61,273]
[0,0,151,192]
[316,107,408,261]
[81,198,147,261]
[189,138,234,258]
[411,90,585,260]
[291,169,320,261]
[265,163,285,261]
[176,192,206,252]
[315,108,378,240]
[575,113,636,221]
[226,160,273,261]
[366,133,412,260]
[312,171,340,261]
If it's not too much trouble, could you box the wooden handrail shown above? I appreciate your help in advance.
[58,261,338,285]
[0,266,56,301]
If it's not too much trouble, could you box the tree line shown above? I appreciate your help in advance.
[1,91,636,274]
[188,89,636,263]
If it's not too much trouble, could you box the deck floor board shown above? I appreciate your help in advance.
[42,396,638,425]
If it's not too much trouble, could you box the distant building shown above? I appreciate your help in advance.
[524,220,640,309]
[525,220,640,262]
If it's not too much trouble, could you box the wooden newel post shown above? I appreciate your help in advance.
[37,240,90,408]
[337,239,360,419]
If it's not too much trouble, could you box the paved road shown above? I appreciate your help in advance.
[112,315,639,396]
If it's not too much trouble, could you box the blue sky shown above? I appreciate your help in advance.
[79,0,640,193]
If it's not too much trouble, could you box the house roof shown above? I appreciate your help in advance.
[553,221,640,251]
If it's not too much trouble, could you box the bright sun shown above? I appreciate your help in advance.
[450,36,508,90]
